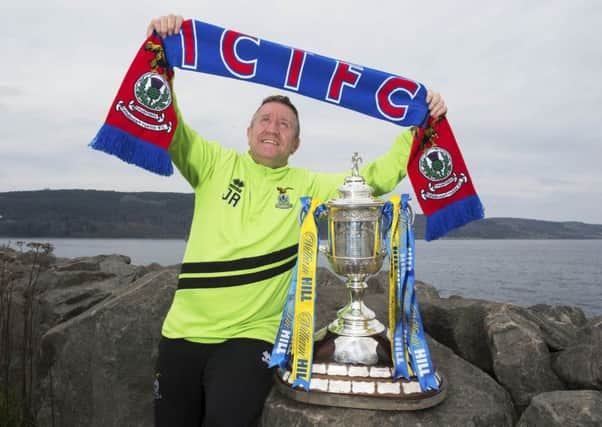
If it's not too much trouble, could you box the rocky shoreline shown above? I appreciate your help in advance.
[0,247,600,426]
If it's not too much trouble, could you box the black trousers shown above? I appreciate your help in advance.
[154,337,275,427]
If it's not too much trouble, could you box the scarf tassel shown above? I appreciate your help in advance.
[90,124,173,176]
[424,194,484,241]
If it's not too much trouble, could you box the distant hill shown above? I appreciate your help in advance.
[1,190,601,239]
[0,190,192,238]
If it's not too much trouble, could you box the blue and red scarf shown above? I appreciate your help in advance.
[91,19,483,239]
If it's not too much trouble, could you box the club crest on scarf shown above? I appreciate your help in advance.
[115,39,174,134]
[418,146,468,201]
[134,73,172,112]
[419,147,452,181]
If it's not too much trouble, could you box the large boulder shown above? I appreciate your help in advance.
[0,249,148,414]
[524,304,588,351]
[418,295,494,374]
[36,268,178,427]
[552,316,602,390]
[516,390,602,427]
[485,304,565,409]
[40,255,161,329]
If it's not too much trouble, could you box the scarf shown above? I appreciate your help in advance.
[91,19,483,239]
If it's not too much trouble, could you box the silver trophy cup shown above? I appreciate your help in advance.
[321,153,387,360]
[275,153,446,410]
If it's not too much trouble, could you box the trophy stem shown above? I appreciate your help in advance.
[327,275,385,337]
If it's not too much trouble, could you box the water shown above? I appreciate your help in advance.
[413,240,602,317]
[1,238,600,316]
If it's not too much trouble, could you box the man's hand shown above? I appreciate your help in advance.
[146,14,185,38]
[426,90,447,119]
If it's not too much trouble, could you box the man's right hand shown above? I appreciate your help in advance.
[146,14,184,38]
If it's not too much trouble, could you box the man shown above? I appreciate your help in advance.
[149,14,447,427]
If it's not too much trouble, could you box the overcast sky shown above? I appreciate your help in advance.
[1,1,601,223]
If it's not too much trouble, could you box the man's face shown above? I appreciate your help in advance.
[247,102,300,168]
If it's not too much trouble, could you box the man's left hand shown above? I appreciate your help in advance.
[426,90,447,118]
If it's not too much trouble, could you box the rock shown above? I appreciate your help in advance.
[365,270,388,293]
[415,281,441,300]
[54,259,103,272]
[485,304,565,409]
[314,267,346,330]
[41,285,113,326]
[524,304,588,350]
[316,267,345,288]
[403,294,592,406]
[134,262,165,278]
[0,245,59,410]
[552,316,602,390]
[516,390,602,427]
[44,270,116,289]
[529,304,588,328]
[261,337,516,427]
[365,270,440,300]
[418,295,494,374]
[578,315,602,343]
[36,268,179,427]
[54,254,136,279]
[553,343,602,391]
[40,273,121,329]
[98,254,135,276]
[39,255,162,328]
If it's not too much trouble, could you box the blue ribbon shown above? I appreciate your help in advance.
[269,261,298,369]
[381,201,394,248]
[392,197,411,379]
[270,197,325,371]
[401,194,439,391]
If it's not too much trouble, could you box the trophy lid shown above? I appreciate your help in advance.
[328,153,384,207]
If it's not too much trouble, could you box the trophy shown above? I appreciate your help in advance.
[274,153,446,410]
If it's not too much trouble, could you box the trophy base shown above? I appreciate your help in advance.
[274,330,447,411]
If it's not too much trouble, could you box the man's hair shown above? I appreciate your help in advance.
[251,95,300,139]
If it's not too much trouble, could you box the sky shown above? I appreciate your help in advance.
[1,1,601,223]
